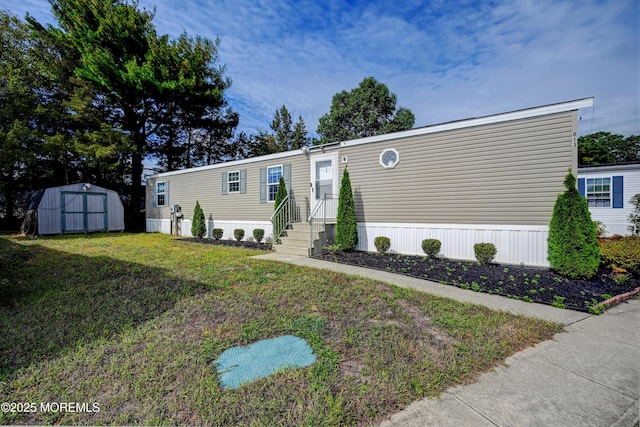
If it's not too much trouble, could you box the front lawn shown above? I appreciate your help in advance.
[0,233,560,426]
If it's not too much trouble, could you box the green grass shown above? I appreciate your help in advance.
[0,233,561,425]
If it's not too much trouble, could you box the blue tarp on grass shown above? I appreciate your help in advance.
[215,335,316,389]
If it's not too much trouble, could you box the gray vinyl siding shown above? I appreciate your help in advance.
[338,111,577,226]
[35,183,124,234]
[146,155,310,222]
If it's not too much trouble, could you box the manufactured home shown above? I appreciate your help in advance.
[22,183,125,236]
[578,162,640,235]
[146,98,594,267]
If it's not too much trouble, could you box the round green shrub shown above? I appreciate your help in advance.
[374,236,391,254]
[234,228,245,241]
[212,228,223,240]
[474,243,497,265]
[548,170,600,279]
[421,239,441,257]
[253,228,265,243]
[599,235,640,275]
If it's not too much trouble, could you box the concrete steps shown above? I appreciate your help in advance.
[274,222,320,257]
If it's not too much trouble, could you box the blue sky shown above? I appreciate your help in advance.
[2,0,638,138]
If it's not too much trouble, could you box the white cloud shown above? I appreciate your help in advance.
[2,0,637,138]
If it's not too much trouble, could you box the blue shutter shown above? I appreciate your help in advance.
[612,176,623,209]
[283,163,291,193]
[152,182,157,207]
[259,167,267,204]
[577,178,585,198]
[240,169,246,194]
[165,181,169,207]
[222,172,228,195]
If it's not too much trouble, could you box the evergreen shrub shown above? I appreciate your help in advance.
[191,200,206,238]
[253,228,265,243]
[548,170,600,279]
[474,243,496,265]
[234,228,245,241]
[212,228,223,240]
[421,239,441,257]
[334,168,358,251]
[273,176,288,238]
[374,236,391,254]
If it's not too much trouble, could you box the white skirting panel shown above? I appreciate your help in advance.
[356,222,550,267]
[146,219,272,241]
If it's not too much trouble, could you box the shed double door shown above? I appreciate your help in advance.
[61,191,108,233]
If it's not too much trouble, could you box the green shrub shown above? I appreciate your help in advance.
[234,228,245,241]
[212,228,223,240]
[191,200,206,238]
[629,194,640,234]
[600,235,640,275]
[273,176,288,239]
[334,168,358,251]
[374,236,391,254]
[253,228,265,243]
[474,243,496,265]
[548,170,600,279]
[421,239,441,257]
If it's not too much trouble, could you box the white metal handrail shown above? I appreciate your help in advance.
[308,194,338,254]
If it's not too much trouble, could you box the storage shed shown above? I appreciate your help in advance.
[21,183,125,236]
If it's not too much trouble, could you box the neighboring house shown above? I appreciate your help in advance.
[21,183,125,236]
[578,162,640,236]
[146,98,593,267]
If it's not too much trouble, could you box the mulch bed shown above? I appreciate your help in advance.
[315,251,639,312]
[180,237,272,251]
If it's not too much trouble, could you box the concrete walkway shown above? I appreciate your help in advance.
[253,253,640,427]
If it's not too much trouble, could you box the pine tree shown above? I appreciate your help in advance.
[191,200,206,238]
[334,168,358,251]
[548,170,600,278]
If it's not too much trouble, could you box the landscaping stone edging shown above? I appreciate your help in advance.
[594,286,640,311]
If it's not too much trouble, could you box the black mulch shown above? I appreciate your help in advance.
[315,251,639,312]
[179,237,272,251]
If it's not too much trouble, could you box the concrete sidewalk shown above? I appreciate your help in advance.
[253,253,640,427]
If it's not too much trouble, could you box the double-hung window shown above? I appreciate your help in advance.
[586,178,610,207]
[228,171,240,193]
[156,181,166,206]
[267,165,283,202]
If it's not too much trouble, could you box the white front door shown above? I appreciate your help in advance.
[310,153,338,219]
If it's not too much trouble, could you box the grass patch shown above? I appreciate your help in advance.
[0,233,560,425]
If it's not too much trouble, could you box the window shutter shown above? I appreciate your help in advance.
[283,163,291,193]
[259,167,267,204]
[165,181,170,206]
[222,172,228,195]
[577,178,585,198]
[152,182,157,207]
[240,169,246,194]
[613,176,624,209]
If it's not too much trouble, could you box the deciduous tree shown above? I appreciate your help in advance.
[316,77,415,144]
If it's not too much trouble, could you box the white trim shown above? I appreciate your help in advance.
[150,98,594,179]
[379,148,399,169]
[585,177,612,208]
[267,164,283,202]
[310,152,339,204]
[356,222,550,267]
[146,219,273,240]
[340,98,594,149]
[156,181,166,206]
[227,170,240,193]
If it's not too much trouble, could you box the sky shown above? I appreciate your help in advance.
[2,0,638,139]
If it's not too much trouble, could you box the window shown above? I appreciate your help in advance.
[380,148,399,168]
[586,178,610,207]
[228,171,240,193]
[267,165,283,202]
[156,181,166,206]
